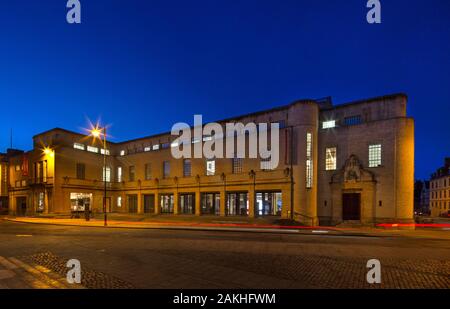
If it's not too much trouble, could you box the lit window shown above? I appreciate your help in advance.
[232,157,243,174]
[325,147,337,171]
[73,143,85,150]
[87,146,98,153]
[161,143,170,149]
[117,167,122,182]
[15,165,21,171]
[206,160,215,176]
[102,166,111,182]
[306,133,313,188]
[183,159,191,177]
[368,144,382,167]
[163,161,170,178]
[100,148,110,155]
[260,157,274,171]
[144,146,151,152]
[120,150,125,156]
[322,120,336,129]
[203,135,213,142]
[152,144,160,150]
[117,196,122,207]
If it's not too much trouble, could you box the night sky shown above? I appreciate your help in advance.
[0,0,449,179]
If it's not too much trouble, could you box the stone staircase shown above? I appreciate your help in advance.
[0,255,84,289]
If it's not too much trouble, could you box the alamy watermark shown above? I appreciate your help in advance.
[66,258,81,284]
[66,0,81,24]
[366,259,381,284]
[367,0,381,24]
[170,115,280,170]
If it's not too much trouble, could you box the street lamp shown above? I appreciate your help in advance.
[91,126,108,227]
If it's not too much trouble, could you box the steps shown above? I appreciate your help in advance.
[0,255,84,289]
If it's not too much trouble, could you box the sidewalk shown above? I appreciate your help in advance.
[3,215,450,239]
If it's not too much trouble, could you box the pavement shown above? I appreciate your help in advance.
[0,254,84,289]
[0,219,449,289]
[3,215,450,240]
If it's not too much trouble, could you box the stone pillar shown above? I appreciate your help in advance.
[220,189,226,216]
[173,191,179,215]
[155,190,160,214]
[248,186,255,218]
[281,188,291,219]
[195,189,201,216]
[44,189,49,214]
[137,192,143,214]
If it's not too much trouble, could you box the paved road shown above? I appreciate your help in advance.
[0,220,449,289]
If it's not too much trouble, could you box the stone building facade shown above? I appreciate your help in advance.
[430,158,450,217]
[5,93,414,226]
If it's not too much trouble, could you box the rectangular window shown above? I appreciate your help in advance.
[344,115,362,126]
[37,192,44,212]
[87,146,98,153]
[15,165,21,171]
[368,144,382,167]
[163,161,170,178]
[161,142,170,149]
[206,160,215,176]
[117,196,122,207]
[152,144,160,150]
[232,158,243,174]
[102,166,111,182]
[100,148,110,155]
[201,193,220,215]
[129,166,135,182]
[322,120,336,129]
[15,180,20,187]
[73,143,85,150]
[145,163,151,180]
[203,135,213,142]
[144,146,151,152]
[21,180,27,187]
[120,150,125,156]
[306,133,313,188]
[76,163,85,180]
[160,194,174,214]
[325,147,337,171]
[260,157,274,171]
[117,166,122,182]
[183,159,192,177]
[179,194,195,214]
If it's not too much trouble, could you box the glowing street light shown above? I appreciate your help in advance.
[90,125,108,227]
[43,147,54,157]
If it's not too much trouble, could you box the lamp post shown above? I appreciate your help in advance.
[91,126,108,227]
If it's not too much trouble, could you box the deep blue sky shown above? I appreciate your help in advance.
[0,0,449,179]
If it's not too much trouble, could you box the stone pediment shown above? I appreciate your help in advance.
[331,155,376,184]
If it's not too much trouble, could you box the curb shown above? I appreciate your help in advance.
[2,218,385,237]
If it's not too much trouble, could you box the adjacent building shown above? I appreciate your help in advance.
[430,158,450,217]
[4,93,415,226]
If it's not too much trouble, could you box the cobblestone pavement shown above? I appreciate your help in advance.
[0,255,84,289]
[0,220,449,289]
[22,252,134,289]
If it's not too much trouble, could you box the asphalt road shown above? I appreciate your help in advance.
[0,220,449,288]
